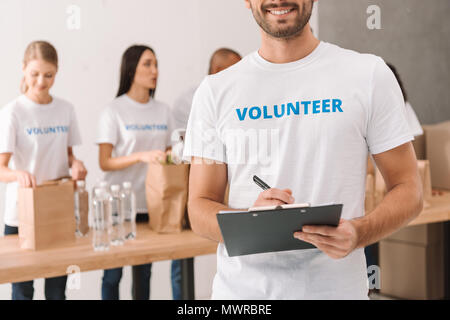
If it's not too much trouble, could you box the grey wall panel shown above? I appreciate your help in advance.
[318,0,450,125]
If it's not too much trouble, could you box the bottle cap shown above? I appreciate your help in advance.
[111,185,120,192]
[94,189,103,196]
[123,181,132,189]
[76,180,85,188]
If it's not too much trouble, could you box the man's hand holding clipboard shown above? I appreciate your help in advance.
[253,175,359,260]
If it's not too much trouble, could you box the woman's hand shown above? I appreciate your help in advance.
[15,170,37,188]
[136,150,167,164]
[71,159,88,180]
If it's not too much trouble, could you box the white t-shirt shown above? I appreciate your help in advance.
[0,95,82,227]
[405,102,423,137]
[171,85,198,130]
[183,41,413,299]
[96,94,175,213]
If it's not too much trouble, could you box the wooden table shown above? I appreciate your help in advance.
[0,223,218,299]
[1,193,449,299]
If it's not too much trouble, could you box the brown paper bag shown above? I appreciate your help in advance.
[18,179,76,250]
[75,188,89,236]
[145,163,190,233]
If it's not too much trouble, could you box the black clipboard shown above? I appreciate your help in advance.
[216,204,343,257]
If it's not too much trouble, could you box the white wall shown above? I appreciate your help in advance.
[0,0,318,300]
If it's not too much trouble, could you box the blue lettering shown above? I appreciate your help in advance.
[312,100,321,114]
[322,99,331,113]
[287,102,299,116]
[332,99,343,112]
[236,108,248,121]
[301,101,311,115]
[263,106,273,119]
[249,106,261,120]
[274,104,285,118]
[233,98,343,121]
[26,128,32,135]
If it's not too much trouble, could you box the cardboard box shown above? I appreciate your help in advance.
[425,121,450,190]
[412,133,426,160]
[18,179,76,250]
[373,160,432,208]
[386,223,444,246]
[379,240,444,300]
[364,173,375,214]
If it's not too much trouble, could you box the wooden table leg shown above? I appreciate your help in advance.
[180,258,195,300]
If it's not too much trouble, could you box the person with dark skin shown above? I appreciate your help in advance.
[171,48,242,131]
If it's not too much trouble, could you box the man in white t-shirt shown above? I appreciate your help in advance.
[171,48,242,131]
[183,0,423,299]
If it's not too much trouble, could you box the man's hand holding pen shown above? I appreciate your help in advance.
[252,188,295,207]
[253,175,359,260]
[252,175,295,207]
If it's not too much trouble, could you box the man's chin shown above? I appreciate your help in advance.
[268,26,303,39]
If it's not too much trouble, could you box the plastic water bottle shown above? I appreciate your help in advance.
[74,180,89,237]
[109,184,125,246]
[121,182,137,240]
[92,188,111,251]
[91,179,105,197]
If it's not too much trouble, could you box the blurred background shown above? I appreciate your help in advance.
[0,0,448,300]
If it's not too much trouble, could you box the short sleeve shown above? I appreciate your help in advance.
[96,107,118,146]
[0,107,16,154]
[68,105,82,147]
[182,78,227,163]
[366,58,413,154]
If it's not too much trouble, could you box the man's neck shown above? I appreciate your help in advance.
[258,24,320,64]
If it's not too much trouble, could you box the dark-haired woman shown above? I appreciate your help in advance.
[96,45,176,300]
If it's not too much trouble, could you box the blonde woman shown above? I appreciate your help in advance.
[0,41,87,300]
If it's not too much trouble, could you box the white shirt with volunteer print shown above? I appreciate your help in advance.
[96,94,175,213]
[183,41,413,299]
[0,95,82,227]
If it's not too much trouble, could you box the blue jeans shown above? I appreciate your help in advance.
[102,263,153,300]
[171,259,182,300]
[102,213,152,300]
[4,225,67,300]
[364,243,379,269]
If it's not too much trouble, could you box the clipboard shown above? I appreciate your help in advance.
[216,204,343,257]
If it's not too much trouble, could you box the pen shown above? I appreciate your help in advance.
[253,175,271,190]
